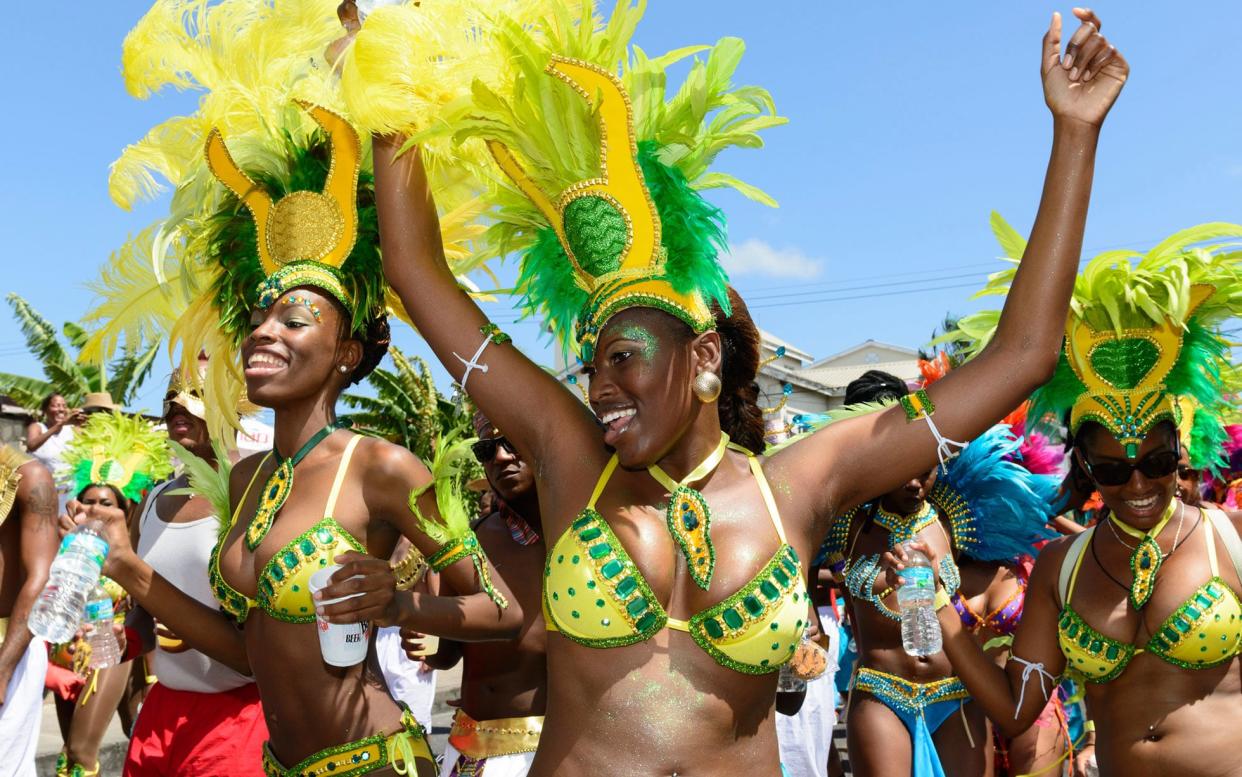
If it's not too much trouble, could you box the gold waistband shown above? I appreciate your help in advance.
[262,711,432,777]
[449,708,544,759]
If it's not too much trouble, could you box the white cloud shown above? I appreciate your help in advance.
[723,239,824,279]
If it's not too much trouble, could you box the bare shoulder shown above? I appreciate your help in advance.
[228,450,269,499]
[1027,533,1082,593]
[355,436,431,491]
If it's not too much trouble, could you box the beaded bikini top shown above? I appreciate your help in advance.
[210,436,366,624]
[543,445,808,675]
[1057,508,1242,682]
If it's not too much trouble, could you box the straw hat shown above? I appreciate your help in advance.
[81,392,119,413]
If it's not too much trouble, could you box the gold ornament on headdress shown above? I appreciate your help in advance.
[487,58,713,360]
[205,101,362,312]
[0,446,31,524]
[1066,285,1212,458]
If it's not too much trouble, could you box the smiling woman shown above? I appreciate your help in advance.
[894,224,1242,776]
[355,1,1130,774]
[69,3,531,774]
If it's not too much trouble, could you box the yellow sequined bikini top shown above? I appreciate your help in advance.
[1057,508,1242,683]
[210,436,366,624]
[544,444,808,675]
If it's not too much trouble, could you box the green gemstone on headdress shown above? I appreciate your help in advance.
[563,195,627,276]
[1090,338,1160,389]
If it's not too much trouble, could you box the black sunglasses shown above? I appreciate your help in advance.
[1083,448,1180,487]
[472,436,516,463]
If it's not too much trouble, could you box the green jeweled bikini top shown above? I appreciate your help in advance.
[543,444,808,675]
[210,435,366,624]
[1057,507,1242,683]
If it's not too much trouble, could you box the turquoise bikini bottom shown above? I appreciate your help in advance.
[853,667,970,777]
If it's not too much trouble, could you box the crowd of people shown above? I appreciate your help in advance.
[0,2,1240,777]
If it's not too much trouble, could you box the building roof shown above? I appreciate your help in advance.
[798,359,923,390]
[758,329,813,363]
[807,339,918,369]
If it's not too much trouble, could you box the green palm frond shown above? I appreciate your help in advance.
[108,339,162,405]
[0,373,55,412]
[6,294,80,395]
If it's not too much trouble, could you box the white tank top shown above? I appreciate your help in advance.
[136,479,252,693]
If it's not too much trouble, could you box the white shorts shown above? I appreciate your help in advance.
[442,742,536,777]
[0,639,47,777]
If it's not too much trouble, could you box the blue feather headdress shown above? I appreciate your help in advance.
[930,425,1059,562]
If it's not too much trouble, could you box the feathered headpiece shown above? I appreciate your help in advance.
[944,214,1242,470]
[812,402,1057,567]
[62,412,174,504]
[0,446,32,522]
[928,425,1059,562]
[97,0,498,439]
[437,0,784,359]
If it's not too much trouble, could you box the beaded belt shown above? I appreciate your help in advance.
[261,709,432,777]
[853,667,969,716]
[449,708,544,759]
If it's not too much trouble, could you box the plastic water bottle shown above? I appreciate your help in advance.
[83,584,121,669]
[29,522,109,644]
[897,544,942,657]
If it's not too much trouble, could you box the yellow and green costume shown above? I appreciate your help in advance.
[428,0,786,359]
[948,215,1242,673]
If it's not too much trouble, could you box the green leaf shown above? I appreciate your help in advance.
[0,373,55,412]
[989,212,1027,260]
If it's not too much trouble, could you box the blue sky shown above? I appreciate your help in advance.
[3,1,1241,415]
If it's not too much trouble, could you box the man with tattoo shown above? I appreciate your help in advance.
[0,444,59,776]
[427,412,546,777]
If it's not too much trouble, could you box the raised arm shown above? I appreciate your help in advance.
[778,10,1128,531]
[0,462,57,704]
[372,138,599,481]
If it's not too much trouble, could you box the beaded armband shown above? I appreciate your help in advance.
[899,389,966,467]
[391,544,428,592]
[938,556,961,596]
[425,532,509,610]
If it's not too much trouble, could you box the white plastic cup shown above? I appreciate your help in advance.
[308,564,371,667]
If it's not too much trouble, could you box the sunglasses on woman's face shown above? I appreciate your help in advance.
[472,436,516,464]
[1084,448,1180,487]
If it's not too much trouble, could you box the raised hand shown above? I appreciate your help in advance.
[70,502,135,578]
[1042,8,1129,127]
[325,1,361,67]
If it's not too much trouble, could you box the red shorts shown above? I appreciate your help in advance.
[124,682,268,776]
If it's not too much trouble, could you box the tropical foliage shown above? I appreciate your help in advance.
[0,293,159,412]
[341,347,473,462]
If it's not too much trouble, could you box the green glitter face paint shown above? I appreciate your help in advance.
[617,324,658,360]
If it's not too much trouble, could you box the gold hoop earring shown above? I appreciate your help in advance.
[692,371,722,403]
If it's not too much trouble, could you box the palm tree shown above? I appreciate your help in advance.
[342,346,475,464]
[0,293,159,411]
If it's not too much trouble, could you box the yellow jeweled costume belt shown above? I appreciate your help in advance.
[261,709,433,777]
[449,708,543,759]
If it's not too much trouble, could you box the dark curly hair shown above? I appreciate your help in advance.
[844,370,909,407]
[350,314,391,385]
[710,288,765,455]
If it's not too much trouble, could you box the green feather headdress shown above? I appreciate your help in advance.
[62,412,174,504]
[943,214,1242,471]
[439,0,785,358]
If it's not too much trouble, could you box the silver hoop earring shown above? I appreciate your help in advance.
[692,371,721,404]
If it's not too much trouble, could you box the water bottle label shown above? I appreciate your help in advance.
[60,533,108,568]
[902,566,934,592]
[84,598,115,622]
